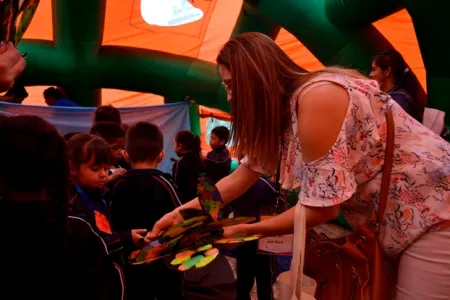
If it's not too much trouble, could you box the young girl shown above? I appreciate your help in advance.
[67,134,148,258]
[172,130,204,204]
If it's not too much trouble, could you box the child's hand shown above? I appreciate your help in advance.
[109,168,127,182]
[131,229,150,248]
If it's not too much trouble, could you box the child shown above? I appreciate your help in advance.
[90,121,128,203]
[172,130,204,203]
[64,132,80,141]
[111,122,183,300]
[205,126,231,183]
[230,177,278,300]
[67,134,148,260]
[0,116,124,300]
[93,105,131,169]
[93,105,122,125]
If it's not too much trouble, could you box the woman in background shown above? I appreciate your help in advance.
[370,49,426,121]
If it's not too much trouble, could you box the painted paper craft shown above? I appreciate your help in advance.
[167,244,220,271]
[197,176,223,220]
[208,216,255,228]
[215,235,261,244]
[129,176,262,269]
[0,0,40,45]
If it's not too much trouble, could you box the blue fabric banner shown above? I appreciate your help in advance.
[0,102,191,173]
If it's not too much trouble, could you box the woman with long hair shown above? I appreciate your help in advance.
[150,32,450,299]
[370,49,426,121]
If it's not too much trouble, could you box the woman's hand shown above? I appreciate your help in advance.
[223,224,251,238]
[147,209,184,239]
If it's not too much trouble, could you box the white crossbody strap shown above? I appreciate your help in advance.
[290,203,307,299]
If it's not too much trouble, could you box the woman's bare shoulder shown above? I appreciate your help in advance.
[296,83,349,162]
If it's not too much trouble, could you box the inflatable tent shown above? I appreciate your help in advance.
[20,0,445,115]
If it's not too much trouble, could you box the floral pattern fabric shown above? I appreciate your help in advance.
[245,73,450,257]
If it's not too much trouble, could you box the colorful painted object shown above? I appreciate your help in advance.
[129,177,261,266]
[215,235,262,244]
[208,216,256,228]
[0,0,40,45]
[197,176,223,221]
[169,243,220,271]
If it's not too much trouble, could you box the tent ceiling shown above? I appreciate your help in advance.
[21,1,424,107]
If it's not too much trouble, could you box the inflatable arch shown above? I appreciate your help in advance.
[18,0,448,122]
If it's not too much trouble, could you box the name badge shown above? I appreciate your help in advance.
[258,234,293,255]
[95,210,112,234]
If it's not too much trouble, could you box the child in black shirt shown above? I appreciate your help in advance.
[205,126,231,184]
[67,134,147,262]
[172,130,204,203]
[90,121,128,203]
[111,122,183,300]
[230,177,278,300]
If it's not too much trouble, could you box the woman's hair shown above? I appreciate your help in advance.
[67,133,111,167]
[373,49,427,114]
[217,32,364,172]
[175,130,201,157]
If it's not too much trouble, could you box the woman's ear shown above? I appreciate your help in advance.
[385,66,392,77]
[157,151,166,163]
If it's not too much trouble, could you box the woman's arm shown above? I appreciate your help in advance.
[175,163,262,212]
[225,204,340,237]
[226,82,350,238]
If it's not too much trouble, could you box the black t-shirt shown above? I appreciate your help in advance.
[172,153,204,204]
[111,169,181,233]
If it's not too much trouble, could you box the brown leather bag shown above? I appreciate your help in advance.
[303,109,395,300]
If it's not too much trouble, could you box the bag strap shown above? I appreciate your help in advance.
[377,108,395,225]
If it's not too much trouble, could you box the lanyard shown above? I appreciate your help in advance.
[75,185,108,217]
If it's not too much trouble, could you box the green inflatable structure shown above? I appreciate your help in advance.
[18,0,449,123]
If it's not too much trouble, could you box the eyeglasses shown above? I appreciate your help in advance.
[221,79,232,94]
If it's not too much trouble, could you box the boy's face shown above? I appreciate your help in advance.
[109,138,125,165]
[173,139,183,156]
[209,133,225,149]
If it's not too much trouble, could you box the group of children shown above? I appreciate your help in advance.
[0,104,278,300]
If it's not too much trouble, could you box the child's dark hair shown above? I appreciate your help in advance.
[175,130,201,157]
[68,133,111,167]
[93,105,122,125]
[0,115,70,195]
[126,122,164,163]
[63,132,80,141]
[0,116,69,247]
[90,121,125,144]
[211,126,230,143]
[43,87,63,100]
[373,49,427,117]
